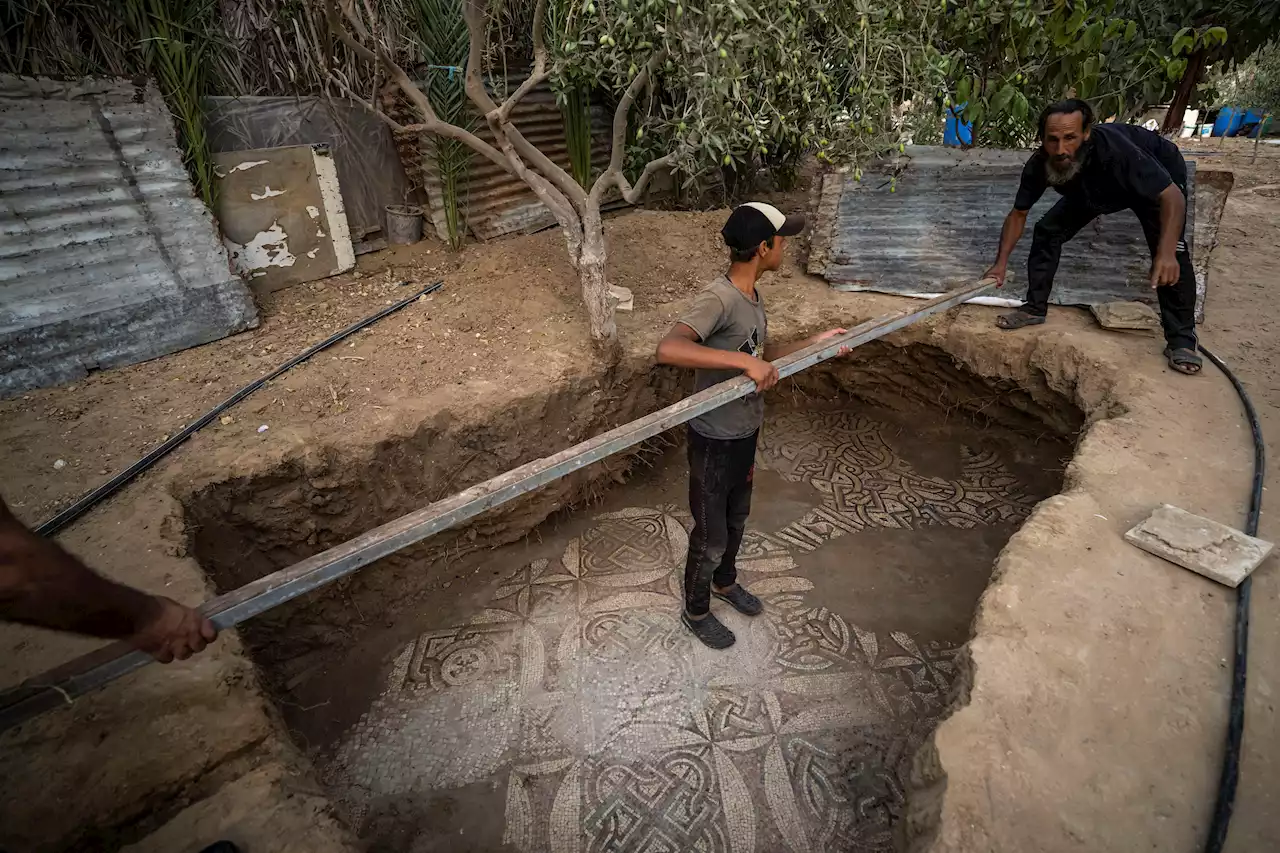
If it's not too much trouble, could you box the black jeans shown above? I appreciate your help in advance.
[684,427,758,617]
[1023,179,1197,351]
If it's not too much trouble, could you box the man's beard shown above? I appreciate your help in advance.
[1045,153,1082,185]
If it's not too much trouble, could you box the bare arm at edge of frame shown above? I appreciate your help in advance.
[0,497,217,663]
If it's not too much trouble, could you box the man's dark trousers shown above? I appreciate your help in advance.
[1022,172,1197,352]
[684,426,757,616]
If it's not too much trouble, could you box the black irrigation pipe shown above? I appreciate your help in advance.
[33,280,445,539]
[1199,343,1266,853]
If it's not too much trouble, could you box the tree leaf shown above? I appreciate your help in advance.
[1084,20,1103,52]
[1065,3,1088,35]
[991,83,1016,115]
[967,98,986,127]
[1013,90,1029,123]
[1080,70,1098,99]
[1172,26,1193,56]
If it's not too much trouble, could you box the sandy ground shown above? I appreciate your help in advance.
[0,208,721,526]
[1182,139,1280,853]
[1,138,1278,851]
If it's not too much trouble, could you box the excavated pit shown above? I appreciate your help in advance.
[180,342,1083,852]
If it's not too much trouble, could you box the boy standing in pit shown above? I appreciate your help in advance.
[656,203,847,649]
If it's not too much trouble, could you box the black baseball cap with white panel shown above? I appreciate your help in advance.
[721,201,807,251]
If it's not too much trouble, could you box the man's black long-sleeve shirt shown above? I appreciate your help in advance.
[1014,123,1183,214]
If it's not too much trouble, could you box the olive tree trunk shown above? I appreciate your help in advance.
[322,0,673,362]
[1162,48,1208,136]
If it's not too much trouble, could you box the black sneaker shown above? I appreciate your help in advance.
[682,610,736,649]
[713,584,763,616]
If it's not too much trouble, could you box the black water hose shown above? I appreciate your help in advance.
[1200,343,1265,853]
[33,280,444,539]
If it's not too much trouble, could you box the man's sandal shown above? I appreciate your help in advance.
[1164,347,1202,376]
[995,310,1046,330]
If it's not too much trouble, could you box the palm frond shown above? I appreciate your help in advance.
[5,0,226,206]
[408,0,474,249]
[561,84,592,187]
[122,0,226,207]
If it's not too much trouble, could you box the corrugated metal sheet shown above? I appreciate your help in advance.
[420,78,650,241]
[808,145,1230,321]
[0,76,258,397]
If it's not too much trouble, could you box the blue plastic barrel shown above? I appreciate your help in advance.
[1243,109,1267,138]
[1213,107,1243,137]
[944,104,973,146]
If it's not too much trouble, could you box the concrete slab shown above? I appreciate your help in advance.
[1091,301,1161,335]
[1125,504,1273,588]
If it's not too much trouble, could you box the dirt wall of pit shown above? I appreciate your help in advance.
[887,316,1245,852]
[180,362,690,729]
[185,335,1089,760]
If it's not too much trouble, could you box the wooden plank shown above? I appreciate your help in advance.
[0,279,995,732]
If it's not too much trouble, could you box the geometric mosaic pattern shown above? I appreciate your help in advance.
[321,412,1037,852]
[760,409,1037,552]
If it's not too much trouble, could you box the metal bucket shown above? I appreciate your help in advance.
[385,204,424,245]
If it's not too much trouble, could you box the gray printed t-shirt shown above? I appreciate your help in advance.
[675,277,768,440]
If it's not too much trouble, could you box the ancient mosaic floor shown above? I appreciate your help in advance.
[320,410,1041,852]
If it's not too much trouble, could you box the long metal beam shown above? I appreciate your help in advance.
[0,279,995,732]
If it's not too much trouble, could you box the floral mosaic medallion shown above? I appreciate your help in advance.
[322,413,1038,851]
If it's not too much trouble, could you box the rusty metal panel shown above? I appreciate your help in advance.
[0,75,258,397]
[808,145,1230,321]
[214,144,356,295]
[203,95,412,253]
